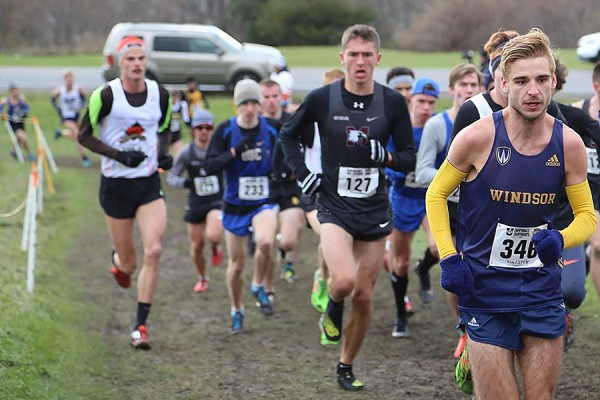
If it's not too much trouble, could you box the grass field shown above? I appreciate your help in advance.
[0,47,592,70]
[2,93,600,398]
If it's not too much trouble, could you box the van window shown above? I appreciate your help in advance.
[189,38,220,54]
[154,36,221,54]
[154,37,189,52]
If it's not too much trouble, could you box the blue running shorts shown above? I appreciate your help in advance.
[222,203,277,236]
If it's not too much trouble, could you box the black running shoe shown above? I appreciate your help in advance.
[337,368,365,391]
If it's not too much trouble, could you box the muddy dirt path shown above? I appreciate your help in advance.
[73,179,600,400]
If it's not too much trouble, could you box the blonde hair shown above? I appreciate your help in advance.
[323,68,345,85]
[499,28,555,79]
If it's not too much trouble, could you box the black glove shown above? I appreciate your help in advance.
[158,154,173,171]
[370,139,387,165]
[234,135,256,157]
[115,150,147,168]
[183,179,193,189]
[298,170,322,196]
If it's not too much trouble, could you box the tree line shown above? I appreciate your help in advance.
[0,0,598,54]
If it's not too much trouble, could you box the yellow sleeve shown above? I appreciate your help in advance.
[425,160,468,259]
[560,180,597,248]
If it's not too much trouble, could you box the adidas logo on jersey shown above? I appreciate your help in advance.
[467,317,479,327]
[546,154,560,167]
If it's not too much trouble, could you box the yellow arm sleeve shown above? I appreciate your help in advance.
[425,160,468,259]
[559,180,597,248]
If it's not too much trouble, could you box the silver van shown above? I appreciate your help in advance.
[102,22,282,89]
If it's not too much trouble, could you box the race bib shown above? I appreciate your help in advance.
[587,147,599,175]
[193,176,219,196]
[239,176,269,200]
[489,223,546,269]
[404,171,428,189]
[337,166,379,198]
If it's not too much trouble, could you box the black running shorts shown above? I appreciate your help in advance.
[99,172,164,219]
[184,203,222,224]
[317,204,393,241]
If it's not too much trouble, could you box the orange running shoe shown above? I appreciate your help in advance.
[211,245,224,266]
[193,278,209,293]
[453,331,468,358]
[110,251,131,289]
[130,324,151,350]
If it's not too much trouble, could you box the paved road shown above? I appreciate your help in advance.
[0,66,593,97]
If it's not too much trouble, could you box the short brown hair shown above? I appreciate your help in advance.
[259,78,281,90]
[341,24,380,53]
[448,64,483,87]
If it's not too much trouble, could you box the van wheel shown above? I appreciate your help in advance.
[227,71,261,91]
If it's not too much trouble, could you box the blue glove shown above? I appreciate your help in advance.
[532,229,564,265]
[440,254,474,296]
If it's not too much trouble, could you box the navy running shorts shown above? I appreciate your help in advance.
[459,304,566,350]
[99,172,164,219]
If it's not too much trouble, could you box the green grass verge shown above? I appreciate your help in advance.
[0,47,592,70]
[0,102,111,398]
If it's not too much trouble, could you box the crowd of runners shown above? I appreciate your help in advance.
[6,22,600,398]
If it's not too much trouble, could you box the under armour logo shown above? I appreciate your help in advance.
[353,102,364,109]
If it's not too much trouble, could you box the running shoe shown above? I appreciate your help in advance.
[267,292,276,304]
[252,286,274,316]
[280,262,296,283]
[453,330,468,358]
[54,128,62,140]
[337,367,365,391]
[319,313,341,344]
[455,344,473,395]
[415,262,433,303]
[564,309,575,352]
[130,324,151,350]
[82,157,92,168]
[311,270,328,314]
[230,311,244,334]
[392,316,409,338]
[320,332,339,346]
[193,278,209,293]
[110,250,131,289]
[211,244,223,266]
[404,295,414,317]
